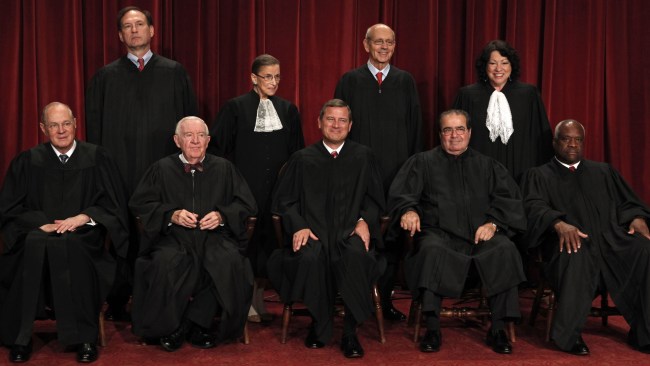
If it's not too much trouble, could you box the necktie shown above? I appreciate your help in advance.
[138,58,145,72]
[376,71,383,86]
[569,165,576,172]
[331,151,338,159]
[59,154,69,164]
[184,162,204,173]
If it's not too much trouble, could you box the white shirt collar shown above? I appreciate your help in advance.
[178,153,205,164]
[322,141,345,155]
[555,156,581,169]
[127,50,153,67]
[367,61,390,80]
[51,140,77,157]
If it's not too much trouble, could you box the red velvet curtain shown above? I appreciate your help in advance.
[1,0,648,202]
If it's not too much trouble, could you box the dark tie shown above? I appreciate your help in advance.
[569,165,576,172]
[138,58,145,72]
[59,154,69,164]
[376,71,383,86]
[331,151,338,159]
[183,162,204,173]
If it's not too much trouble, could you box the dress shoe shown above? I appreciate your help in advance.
[76,343,98,363]
[565,335,590,356]
[486,329,512,354]
[627,330,650,354]
[9,342,32,363]
[419,329,441,353]
[160,319,192,352]
[304,326,325,349]
[340,334,364,358]
[383,306,407,321]
[187,325,217,349]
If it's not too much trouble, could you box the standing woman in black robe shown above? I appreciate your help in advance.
[209,54,304,321]
[453,40,553,183]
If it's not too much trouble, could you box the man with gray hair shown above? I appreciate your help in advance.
[129,117,257,352]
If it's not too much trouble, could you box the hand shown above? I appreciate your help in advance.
[554,220,588,253]
[351,219,370,251]
[40,223,59,233]
[171,209,199,228]
[400,210,421,237]
[50,214,91,234]
[474,223,497,244]
[293,228,319,252]
[199,211,223,231]
[628,217,650,240]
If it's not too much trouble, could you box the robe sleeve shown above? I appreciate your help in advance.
[85,71,105,144]
[272,154,309,239]
[213,163,258,248]
[174,63,198,117]
[286,103,305,154]
[528,88,554,167]
[385,154,425,242]
[360,153,386,247]
[209,101,238,157]
[608,166,650,224]
[485,160,527,235]
[520,167,565,249]
[405,74,423,156]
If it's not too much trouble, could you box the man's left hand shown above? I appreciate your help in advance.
[474,223,497,244]
[53,214,91,234]
[628,217,650,240]
[199,211,223,231]
[351,219,370,251]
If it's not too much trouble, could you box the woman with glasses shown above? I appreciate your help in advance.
[452,40,553,182]
[209,54,304,323]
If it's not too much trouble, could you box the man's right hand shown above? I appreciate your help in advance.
[171,209,199,228]
[293,228,319,252]
[400,210,421,237]
[553,220,588,254]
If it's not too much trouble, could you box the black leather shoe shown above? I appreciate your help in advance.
[419,329,441,353]
[340,334,364,358]
[76,343,98,363]
[486,329,512,354]
[383,306,407,321]
[627,329,650,353]
[187,325,217,349]
[566,335,590,356]
[160,320,192,352]
[9,342,32,363]
[304,326,325,349]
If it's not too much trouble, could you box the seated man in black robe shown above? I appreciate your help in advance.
[268,99,385,359]
[129,116,257,352]
[521,119,650,355]
[0,102,129,363]
[388,109,526,354]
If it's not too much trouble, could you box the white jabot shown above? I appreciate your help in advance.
[486,90,514,144]
[254,99,283,132]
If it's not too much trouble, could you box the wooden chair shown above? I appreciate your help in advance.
[528,249,619,342]
[241,216,257,345]
[405,234,516,343]
[272,215,387,344]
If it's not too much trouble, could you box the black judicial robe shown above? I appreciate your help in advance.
[0,141,129,346]
[86,54,198,194]
[335,65,422,189]
[452,81,552,182]
[210,90,304,275]
[129,154,257,340]
[268,141,385,343]
[521,159,650,348]
[388,147,526,299]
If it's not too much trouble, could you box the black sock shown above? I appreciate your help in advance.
[424,311,439,331]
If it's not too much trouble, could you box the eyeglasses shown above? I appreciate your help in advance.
[43,120,74,130]
[441,126,468,136]
[368,38,395,47]
[255,74,281,82]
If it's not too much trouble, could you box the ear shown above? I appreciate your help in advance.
[250,73,257,86]
[149,25,155,38]
[39,123,47,136]
[362,38,371,53]
[118,31,124,43]
[173,134,181,149]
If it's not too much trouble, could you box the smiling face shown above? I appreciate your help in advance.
[251,64,280,99]
[363,25,395,70]
[118,10,154,54]
[439,112,471,156]
[318,106,352,149]
[173,117,210,163]
[486,50,512,90]
[553,121,585,165]
[40,103,77,153]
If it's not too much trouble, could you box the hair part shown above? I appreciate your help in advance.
[475,39,521,82]
[175,116,209,135]
[319,99,352,121]
[438,109,471,131]
[41,102,74,124]
[117,6,153,30]
[251,54,280,74]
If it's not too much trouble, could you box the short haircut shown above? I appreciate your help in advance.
[318,99,352,121]
[117,6,153,30]
[554,119,585,139]
[175,116,209,135]
[475,40,521,82]
[251,54,280,74]
[365,23,395,40]
[438,109,471,131]
[41,102,74,124]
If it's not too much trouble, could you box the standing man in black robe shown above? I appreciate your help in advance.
[129,117,257,352]
[388,109,526,354]
[521,119,650,355]
[85,5,198,321]
[0,102,129,363]
[210,54,304,322]
[334,23,422,322]
[268,99,385,358]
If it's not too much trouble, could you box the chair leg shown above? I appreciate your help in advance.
[372,284,386,343]
[412,301,422,343]
[601,292,609,326]
[281,304,292,344]
[529,280,545,326]
[408,296,418,326]
[243,321,250,344]
[507,321,516,343]
[545,290,555,342]
[98,310,107,347]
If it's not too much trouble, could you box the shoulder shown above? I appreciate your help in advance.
[389,66,415,80]
[339,65,369,81]
[151,54,190,73]
[91,57,129,78]
[457,83,485,94]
